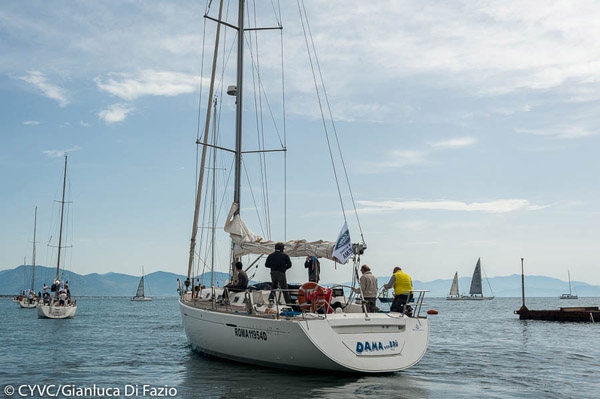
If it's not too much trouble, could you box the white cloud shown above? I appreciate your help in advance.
[42,145,82,158]
[491,104,532,116]
[19,71,69,107]
[429,137,477,149]
[23,120,40,125]
[357,199,548,214]
[516,126,596,139]
[98,104,134,124]
[367,136,477,172]
[374,149,430,169]
[94,70,200,101]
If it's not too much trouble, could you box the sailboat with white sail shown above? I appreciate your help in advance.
[132,268,152,301]
[446,258,495,300]
[37,154,77,319]
[18,207,39,309]
[559,270,578,299]
[178,0,430,373]
[446,271,461,300]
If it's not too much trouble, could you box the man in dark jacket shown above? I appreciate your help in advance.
[304,256,320,283]
[265,242,292,305]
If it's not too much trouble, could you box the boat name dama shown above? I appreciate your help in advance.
[355,339,399,355]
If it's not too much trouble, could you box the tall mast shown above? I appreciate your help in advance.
[233,0,245,209]
[56,154,68,281]
[186,0,225,280]
[31,206,37,291]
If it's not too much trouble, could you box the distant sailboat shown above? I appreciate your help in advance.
[132,268,152,301]
[446,272,460,300]
[18,207,39,309]
[446,258,495,300]
[559,270,578,299]
[37,154,77,319]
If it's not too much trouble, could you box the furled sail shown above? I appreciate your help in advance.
[224,203,339,262]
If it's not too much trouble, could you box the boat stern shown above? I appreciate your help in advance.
[299,313,430,373]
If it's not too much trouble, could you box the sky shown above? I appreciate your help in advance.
[2,1,600,288]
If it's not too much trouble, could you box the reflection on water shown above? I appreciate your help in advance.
[178,351,430,399]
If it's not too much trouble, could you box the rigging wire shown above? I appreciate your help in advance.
[191,1,211,284]
[296,1,345,220]
[277,0,287,242]
[243,1,287,242]
[248,1,271,240]
[297,0,366,244]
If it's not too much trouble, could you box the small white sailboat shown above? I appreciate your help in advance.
[37,154,77,319]
[446,258,494,300]
[18,207,39,309]
[178,1,429,373]
[446,272,461,300]
[559,270,578,299]
[132,268,152,301]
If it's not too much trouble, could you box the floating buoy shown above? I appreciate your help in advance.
[427,309,438,315]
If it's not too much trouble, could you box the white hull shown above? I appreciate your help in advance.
[180,298,429,373]
[18,299,37,309]
[37,303,77,319]
[560,294,578,300]
[131,296,152,301]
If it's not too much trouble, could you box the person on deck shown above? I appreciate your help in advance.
[354,265,378,312]
[383,266,413,314]
[58,289,67,306]
[224,262,249,302]
[304,256,321,283]
[265,242,293,305]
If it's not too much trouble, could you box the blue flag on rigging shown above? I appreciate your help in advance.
[332,221,352,264]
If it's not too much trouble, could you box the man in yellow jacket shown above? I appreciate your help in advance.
[383,266,413,314]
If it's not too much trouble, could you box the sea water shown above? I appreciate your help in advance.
[1,296,598,399]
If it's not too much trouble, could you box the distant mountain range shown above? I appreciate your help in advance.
[2,265,599,298]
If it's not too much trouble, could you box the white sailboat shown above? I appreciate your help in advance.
[37,154,77,319]
[178,1,429,373]
[559,270,578,299]
[132,268,152,301]
[446,271,460,300]
[446,258,495,300]
[18,207,39,309]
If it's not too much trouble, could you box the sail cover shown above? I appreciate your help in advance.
[469,258,483,295]
[224,203,342,263]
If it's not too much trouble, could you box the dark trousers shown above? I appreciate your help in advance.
[364,297,377,312]
[390,294,410,313]
[269,271,292,305]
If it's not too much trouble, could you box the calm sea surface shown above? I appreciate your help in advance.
[1,296,598,399]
